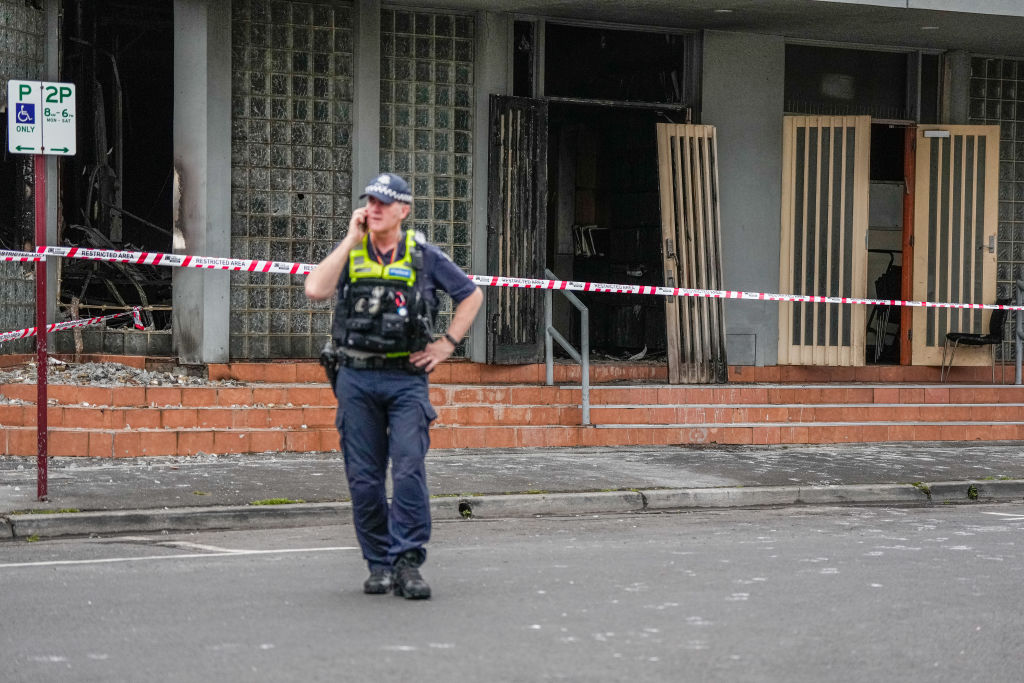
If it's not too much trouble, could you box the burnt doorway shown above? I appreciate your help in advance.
[486,95,548,364]
[865,122,909,365]
[547,102,666,361]
[57,0,174,354]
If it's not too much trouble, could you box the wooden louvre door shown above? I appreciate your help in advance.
[486,95,548,364]
[656,123,728,384]
[778,116,871,366]
[911,126,999,366]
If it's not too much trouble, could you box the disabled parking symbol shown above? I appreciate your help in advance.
[16,102,36,125]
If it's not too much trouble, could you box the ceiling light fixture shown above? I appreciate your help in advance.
[921,26,939,30]
[714,9,734,13]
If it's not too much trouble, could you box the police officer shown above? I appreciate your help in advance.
[305,173,482,600]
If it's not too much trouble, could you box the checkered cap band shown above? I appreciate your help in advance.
[362,182,412,204]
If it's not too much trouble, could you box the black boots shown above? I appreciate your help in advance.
[363,567,393,594]
[363,551,430,599]
[393,551,431,600]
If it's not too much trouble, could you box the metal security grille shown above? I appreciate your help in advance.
[229,0,354,359]
[969,57,1024,360]
[911,126,998,366]
[486,96,547,364]
[656,124,727,384]
[778,116,870,366]
[379,8,474,354]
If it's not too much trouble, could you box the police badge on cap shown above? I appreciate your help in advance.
[360,173,412,204]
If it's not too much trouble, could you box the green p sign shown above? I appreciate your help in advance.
[6,80,77,156]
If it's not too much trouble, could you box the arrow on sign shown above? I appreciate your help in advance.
[15,146,36,151]
[49,147,69,153]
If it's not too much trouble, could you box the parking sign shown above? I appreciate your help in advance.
[7,80,76,156]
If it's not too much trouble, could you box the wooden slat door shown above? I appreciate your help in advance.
[486,95,548,364]
[911,125,999,366]
[656,124,728,384]
[778,116,871,366]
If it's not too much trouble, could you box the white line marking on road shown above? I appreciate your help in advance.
[0,546,357,569]
[155,541,250,553]
[981,512,1024,522]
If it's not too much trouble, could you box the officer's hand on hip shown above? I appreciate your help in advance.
[409,338,455,373]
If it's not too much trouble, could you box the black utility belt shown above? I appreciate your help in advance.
[340,354,422,373]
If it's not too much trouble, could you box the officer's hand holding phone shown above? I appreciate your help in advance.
[345,206,369,246]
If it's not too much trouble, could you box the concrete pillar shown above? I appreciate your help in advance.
[172,0,231,364]
[701,31,785,367]
[352,0,381,204]
[941,50,971,125]
[470,11,509,363]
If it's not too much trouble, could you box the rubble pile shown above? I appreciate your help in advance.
[0,359,243,388]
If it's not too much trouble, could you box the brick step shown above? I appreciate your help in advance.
[434,405,582,425]
[3,426,339,457]
[729,365,1007,384]
[6,400,1021,431]
[0,382,580,408]
[588,403,1024,425]
[207,361,668,385]
[428,421,1024,448]
[435,402,1024,426]
[0,404,337,430]
[5,419,1021,456]
[5,353,1005,385]
[7,382,1024,410]
[586,384,1024,405]
[0,383,336,408]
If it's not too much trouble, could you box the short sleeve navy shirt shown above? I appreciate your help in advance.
[336,230,478,318]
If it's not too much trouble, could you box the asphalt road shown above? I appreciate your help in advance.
[1,504,1022,682]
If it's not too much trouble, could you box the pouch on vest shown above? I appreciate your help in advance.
[380,312,407,338]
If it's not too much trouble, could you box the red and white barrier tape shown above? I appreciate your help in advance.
[0,307,144,344]
[1,249,45,263]
[468,275,1024,311]
[37,245,315,275]
[0,246,1020,312]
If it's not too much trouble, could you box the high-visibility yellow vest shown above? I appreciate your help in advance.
[332,230,428,358]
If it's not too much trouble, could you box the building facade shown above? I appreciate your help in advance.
[3,0,1023,377]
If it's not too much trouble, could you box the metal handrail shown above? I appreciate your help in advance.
[544,268,590,425]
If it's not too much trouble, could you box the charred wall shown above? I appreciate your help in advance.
[51,0,174,356]
[0,0,46,354]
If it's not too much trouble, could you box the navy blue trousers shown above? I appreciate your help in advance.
[335,367,436,570]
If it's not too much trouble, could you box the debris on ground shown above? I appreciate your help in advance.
[0,359,243,388]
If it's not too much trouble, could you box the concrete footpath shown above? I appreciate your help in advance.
[2,442,1024,539]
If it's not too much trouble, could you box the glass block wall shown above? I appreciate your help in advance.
[0,0,45,355]
[969,57,1024,359]
[379,8,474,355]
[230,0,354,358]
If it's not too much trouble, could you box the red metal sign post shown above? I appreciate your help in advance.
[8,79,77,501]
[35,153,48,501]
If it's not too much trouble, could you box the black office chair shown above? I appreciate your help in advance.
[939,304,1009,383]
[866,255,902,362]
